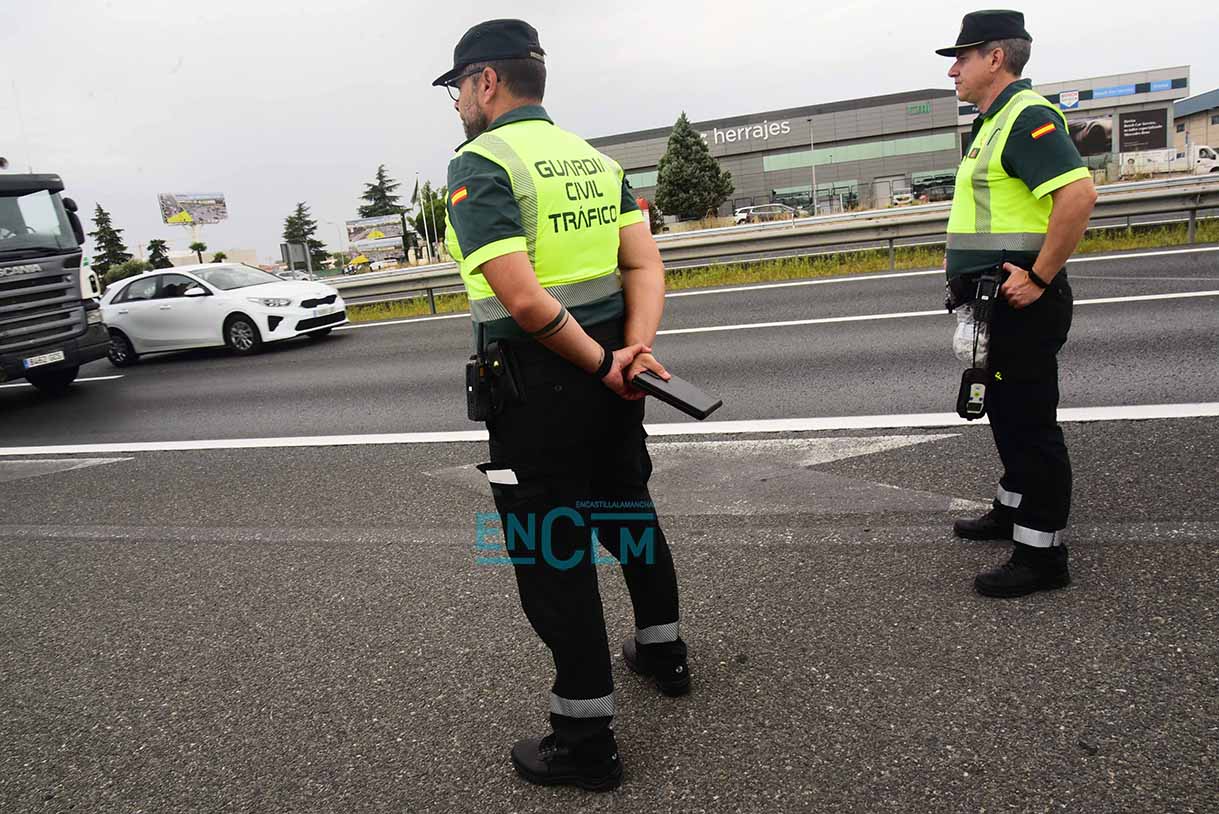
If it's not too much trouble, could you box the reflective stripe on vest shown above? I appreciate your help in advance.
[947,90,1068,252]
[445,119,626,322]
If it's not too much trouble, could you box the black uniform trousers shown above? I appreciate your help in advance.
[985,272,1074,541]
[480,317,684,754]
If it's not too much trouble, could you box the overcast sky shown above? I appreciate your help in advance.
[3,0,1214,262]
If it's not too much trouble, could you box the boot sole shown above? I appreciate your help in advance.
[974,575,1071,598]
[624,649,691,697]
[511,754,623,791]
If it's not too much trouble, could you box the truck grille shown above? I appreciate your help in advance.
[0,264,83,353]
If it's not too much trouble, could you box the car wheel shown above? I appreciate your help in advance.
[307,327,333,339]
[224,314,263,355]
[107,329,139,367]
[26,365,80,395]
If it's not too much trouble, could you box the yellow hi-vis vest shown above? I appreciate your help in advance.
[947,89,1069,253]
[445,119,632,324]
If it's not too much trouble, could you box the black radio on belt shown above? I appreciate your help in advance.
[466,332,524,422]
[954,268,1005,421]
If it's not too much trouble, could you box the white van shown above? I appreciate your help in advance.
[1191,144,1218,174]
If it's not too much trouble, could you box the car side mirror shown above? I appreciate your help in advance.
[184,286,207,297]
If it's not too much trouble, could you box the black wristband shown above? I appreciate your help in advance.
[1027,268,1049,289]
[592,346,613,379]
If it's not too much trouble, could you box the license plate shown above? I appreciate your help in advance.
[315,304,333,317]
[23,350,65,369]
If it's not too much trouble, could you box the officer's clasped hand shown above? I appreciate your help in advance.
[1000,262,1046,309]
[600,343,660,400]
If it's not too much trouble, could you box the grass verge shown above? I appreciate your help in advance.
[346,218,1218,324]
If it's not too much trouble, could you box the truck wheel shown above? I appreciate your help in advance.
[224,314,263,355]
[108,330,139,367]
[27,365,81,396]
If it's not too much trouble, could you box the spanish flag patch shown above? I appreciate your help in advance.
[1031,123,1057,140]
[451,186,469,205]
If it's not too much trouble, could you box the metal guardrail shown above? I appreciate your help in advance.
[332,176,1219,311]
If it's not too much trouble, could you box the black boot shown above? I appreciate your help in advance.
[510,732,623,791]
[974,543,1070,598]
[623,637,690,697]
[953,507,1014,541]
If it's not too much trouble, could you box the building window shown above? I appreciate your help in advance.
[1176,123,1186,133]
[625,169,658,189]
[1212,115,1219,125]
[762,132,959,172]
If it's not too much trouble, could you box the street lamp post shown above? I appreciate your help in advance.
[807,117,818,216]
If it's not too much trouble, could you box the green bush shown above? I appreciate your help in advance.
[103,259,151,285]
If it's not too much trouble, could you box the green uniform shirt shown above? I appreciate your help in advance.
[446,105,642,345]
[947,79,1087,280]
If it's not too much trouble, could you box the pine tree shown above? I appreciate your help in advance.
[282,202,329,270]
[88,204,133,276]
[358,164,404,217]
[655,112,734,220]
[146,238,173,269]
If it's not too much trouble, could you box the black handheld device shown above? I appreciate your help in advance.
[631,370,723,420]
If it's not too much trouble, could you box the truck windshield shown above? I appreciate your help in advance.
[0,190,77,254]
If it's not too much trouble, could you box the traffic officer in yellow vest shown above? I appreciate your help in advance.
[433,19,688,791]
[939,10,1097,597]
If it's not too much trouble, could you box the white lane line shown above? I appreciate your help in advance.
[658,290,1219,336]
[335,245,1219,329]
[2,403,1215,456]
[0,375,124,390]
[336,312,469,331]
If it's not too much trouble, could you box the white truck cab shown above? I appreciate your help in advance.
[1192,144,1218,174]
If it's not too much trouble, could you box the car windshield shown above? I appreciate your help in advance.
[0,190,78,254]
[194,264,283,290]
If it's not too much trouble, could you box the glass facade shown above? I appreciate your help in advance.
[625,169,658,188]
[763,132,959,171]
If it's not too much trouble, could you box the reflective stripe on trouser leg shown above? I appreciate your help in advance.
[1013,524,1063,548]
[997,485,1023,508]
[550,691,615,718]
[636,622,679,645]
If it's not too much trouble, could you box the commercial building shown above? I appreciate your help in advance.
[1173,87,1219,156]
[590,66,1191,216]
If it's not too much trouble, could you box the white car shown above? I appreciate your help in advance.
[99,263,347,366]
[733,203,801,225]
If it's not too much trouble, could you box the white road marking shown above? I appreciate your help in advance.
[658,290,1219,336]
[1,403,1214,456]
[0,375,124,390]
[337,245,1219,329]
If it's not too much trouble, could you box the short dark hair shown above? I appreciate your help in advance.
[976,38,1031,76]
[473,58,546,101]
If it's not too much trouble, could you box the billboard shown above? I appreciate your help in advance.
[345,214,405,244]
[1119,109,1168,152]
[1067,116,1112,157]
[158,193,228,225]
[349,236,405,263]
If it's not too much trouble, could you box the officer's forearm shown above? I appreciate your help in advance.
[482,252,606,373]
[1033,179,1097,282]
[618,222,666,347]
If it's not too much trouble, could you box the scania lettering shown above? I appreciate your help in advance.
[0,174,108,395]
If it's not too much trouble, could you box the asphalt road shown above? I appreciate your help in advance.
[1,246,1216,447]
[1,245,1216,813]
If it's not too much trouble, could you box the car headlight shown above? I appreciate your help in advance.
[248,297,292,307]
[86,309,104,325]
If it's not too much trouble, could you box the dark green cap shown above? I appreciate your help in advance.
[935,10,1032,56]
[432,19,546,86]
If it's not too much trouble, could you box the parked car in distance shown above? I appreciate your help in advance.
[99,263,347,366]
[734,203,801,225]
[275,269,313,281]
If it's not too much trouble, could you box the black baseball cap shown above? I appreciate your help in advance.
[935,10,1032,56]
[432,19,546,86]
